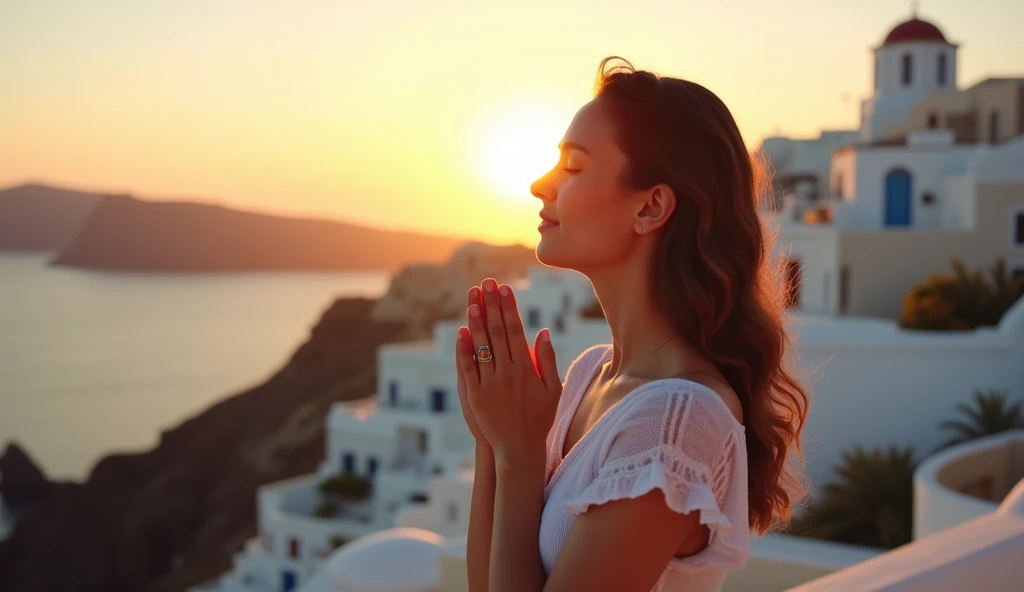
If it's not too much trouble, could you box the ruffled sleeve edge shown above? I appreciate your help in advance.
[562,448,732,535]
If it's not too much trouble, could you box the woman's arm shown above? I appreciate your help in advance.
[467,442,496,592]
[489,452,548,592]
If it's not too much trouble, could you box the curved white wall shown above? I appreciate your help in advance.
[914,430,1024,539]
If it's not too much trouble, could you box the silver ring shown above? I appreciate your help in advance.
[476,344,494,363]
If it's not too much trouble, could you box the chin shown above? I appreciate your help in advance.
[535,237,575,270]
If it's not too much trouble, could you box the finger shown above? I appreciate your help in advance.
[498,283,532,365]
[470,285,488,337]
[480,278,511,364]
[534,329,562,396]
[456,326,480,388]
[455,326,473,389]
[467,303,495,379]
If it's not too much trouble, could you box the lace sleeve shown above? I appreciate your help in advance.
[562,387,749,566]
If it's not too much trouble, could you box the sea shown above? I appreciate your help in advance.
[0,252,391,540]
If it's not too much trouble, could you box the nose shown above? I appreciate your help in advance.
[531,170,555,202]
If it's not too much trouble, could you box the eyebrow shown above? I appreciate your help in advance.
[558,141,590,155]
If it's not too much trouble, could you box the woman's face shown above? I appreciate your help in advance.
[531,98,640,272]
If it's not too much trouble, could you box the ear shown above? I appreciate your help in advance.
[633,183,676,236]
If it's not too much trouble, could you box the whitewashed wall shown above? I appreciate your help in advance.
[788,299,1024,490]
[832,144,977,230]
[861,40,958,142]
[774,225,840,315]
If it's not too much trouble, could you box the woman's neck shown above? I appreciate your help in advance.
[587,260,694,381]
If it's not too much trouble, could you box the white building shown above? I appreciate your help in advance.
[859,16,959,143]
[192,267,604,592]
[761,130,860,215]
[766,13,1024,320]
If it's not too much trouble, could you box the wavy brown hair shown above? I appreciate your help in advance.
[594,57,810,533]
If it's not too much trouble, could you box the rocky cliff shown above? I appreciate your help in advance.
[372,241,539,335]
[0,298,406,592]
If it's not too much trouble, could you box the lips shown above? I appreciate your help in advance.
[539,212,559,225]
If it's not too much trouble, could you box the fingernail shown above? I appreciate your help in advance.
[499,285,509,296]
[542,329,551,342]
[470,287,479,299]
[470,305,480,317]
[457,329,464,341]
[484,280,495,292]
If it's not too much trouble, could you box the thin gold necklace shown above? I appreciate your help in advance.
[607,331,681,384]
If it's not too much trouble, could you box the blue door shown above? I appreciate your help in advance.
[282,570,297,591]
[884,169,912,227]
[343,452,355,474]
[431,389,446,413]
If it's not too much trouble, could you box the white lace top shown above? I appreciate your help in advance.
[540,344,750,592]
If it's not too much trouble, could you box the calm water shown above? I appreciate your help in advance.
[0,253,390,489]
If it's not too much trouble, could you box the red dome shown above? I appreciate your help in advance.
[883,18,948,45]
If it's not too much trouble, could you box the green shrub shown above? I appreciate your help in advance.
[314,499,340,518]
[788,445,915,549]
[901,258,1024,330]
[319,473,373,501]
[939,390,1024,449]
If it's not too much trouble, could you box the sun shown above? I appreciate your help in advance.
[476,104,567,200]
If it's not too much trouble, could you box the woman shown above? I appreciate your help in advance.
[453,57,809,592]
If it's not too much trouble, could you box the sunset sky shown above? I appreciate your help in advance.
[1,0,1021,246]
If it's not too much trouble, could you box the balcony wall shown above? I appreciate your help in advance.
[914,429,1024,539]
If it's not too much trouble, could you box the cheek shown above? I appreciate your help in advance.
[538,176,632,265]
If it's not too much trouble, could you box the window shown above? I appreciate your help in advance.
[927,113,938,129]
[839,265,850,314]
[784,259,802,309]
[922,193,936,205]
[448,502,458,522]
[289,537,300,559]
[388,380,399,406]
[527,308,541,329]
[430,388,446,413]
[989,111,1000,143]
[282,570,297,592]
[1014,210,1024,248]
[554,314,566,334]
[367,456,378,478]
[938,53,947,86]
[342,452,355,474]
[901,53,913,86]
[834,173,844,198]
